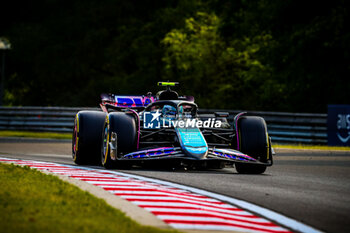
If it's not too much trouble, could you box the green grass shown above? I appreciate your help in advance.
[274,144,350,151]
[0,130,72,140]
[0,163,178,233]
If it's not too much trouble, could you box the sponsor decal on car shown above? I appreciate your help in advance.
[143,110,222,129]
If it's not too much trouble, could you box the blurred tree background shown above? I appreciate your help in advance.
[0,0,349,112]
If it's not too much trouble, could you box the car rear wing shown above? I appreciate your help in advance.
[101,92,195,109]
[101,93,155,109]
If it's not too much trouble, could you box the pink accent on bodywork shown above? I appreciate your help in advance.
[214,148,255,160]
[234,112,246,151]
[129,109,140,150]
[145,147,174,152]
[99,104,108,113]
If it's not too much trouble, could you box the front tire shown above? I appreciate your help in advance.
[235,116,271,174]
[101,112,137,169]
[72,111,106,165]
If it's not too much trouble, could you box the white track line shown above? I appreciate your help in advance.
[168,224,286,233]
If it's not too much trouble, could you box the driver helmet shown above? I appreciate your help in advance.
[178,106,184,114]
[178,106,184,118]
[162,105,177,116]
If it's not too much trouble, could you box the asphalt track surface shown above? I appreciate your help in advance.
[0,138,349,233]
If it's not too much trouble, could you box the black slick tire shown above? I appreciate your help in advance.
[235,116,270,174]
[101,112,137,169]
[72,111,106,165]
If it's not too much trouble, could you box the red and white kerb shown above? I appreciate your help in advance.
[0,158,292,233]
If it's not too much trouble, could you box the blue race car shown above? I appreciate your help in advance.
[72,82,273,174]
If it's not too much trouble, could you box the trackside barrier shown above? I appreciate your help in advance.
[0,106,327,144]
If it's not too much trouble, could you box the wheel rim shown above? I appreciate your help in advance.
[72,117,79,160]
[102,125,109,164]
[73,125,77,153]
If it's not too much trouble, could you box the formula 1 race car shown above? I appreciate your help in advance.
[72,82,273,174]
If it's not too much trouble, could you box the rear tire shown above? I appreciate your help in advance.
[235,116,270,174]
[101,112,137,169]
[72,111,106,165]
